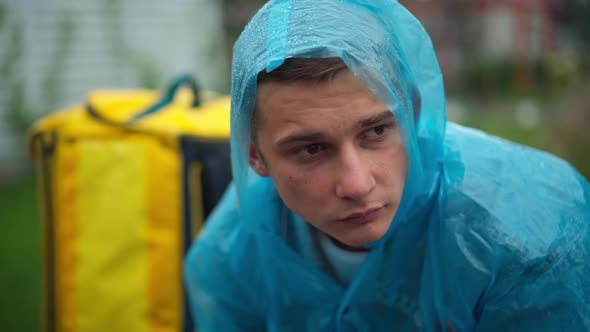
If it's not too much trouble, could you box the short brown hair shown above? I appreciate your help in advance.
[252,57,349,144]
[257,57,348,85]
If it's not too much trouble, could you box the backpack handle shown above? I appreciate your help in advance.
[86,74,201,126]
[130,74,201,122]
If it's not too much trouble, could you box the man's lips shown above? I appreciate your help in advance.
[338,206,383,224]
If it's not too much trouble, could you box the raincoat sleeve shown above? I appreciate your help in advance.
[184,184,265,331]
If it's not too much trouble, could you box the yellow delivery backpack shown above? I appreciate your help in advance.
[28,75,231,332]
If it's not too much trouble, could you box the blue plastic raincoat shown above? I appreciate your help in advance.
[184,0,590,331]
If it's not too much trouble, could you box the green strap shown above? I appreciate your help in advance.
[86,74,201,127]
[130,74,201,122]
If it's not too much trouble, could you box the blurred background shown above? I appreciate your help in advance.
[1,0,588,331]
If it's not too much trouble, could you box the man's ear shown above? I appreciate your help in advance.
[249,143,270,177]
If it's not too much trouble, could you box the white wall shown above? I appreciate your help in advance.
[0,0,227,173]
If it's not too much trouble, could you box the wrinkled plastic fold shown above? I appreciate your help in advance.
[185,0,590,331]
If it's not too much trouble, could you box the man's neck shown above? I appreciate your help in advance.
[328,236,370,253]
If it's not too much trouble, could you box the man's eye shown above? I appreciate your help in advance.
[296,143,324,158]
[306,144,320,155]
[372,125,386,136]
[364,123,392,139]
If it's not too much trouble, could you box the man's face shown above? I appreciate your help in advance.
[250,70,408,247]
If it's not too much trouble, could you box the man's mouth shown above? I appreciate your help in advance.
[338,206,383,225]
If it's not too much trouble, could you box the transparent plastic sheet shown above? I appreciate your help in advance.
[185,0,590,331]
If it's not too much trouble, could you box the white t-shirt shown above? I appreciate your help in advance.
[316,231,369,285]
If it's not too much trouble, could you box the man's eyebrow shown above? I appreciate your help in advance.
[275,132,325,148]
[358,110,394,128]
[274,111,394,148]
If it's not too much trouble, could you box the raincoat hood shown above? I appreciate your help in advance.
[230,0,446,246]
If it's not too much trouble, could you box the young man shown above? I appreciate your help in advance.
[185,1,590,331]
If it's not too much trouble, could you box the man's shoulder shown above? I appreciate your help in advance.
[444,123,588,218]
[442,123,589,270]
[445,122,585,186]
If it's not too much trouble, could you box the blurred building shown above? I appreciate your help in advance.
[402,0,560,75]
[0,0,227,177]
[475,0,557,59]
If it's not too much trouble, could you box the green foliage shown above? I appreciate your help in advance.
[456,56,581,100]
[0,1,29,132]
[550,81,590,179]
[0,177,41,332]
[1,19,32,132]
[0,1,5,27]
[6,80,31,132]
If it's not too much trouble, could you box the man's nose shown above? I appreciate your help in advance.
[335,146,376,201]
